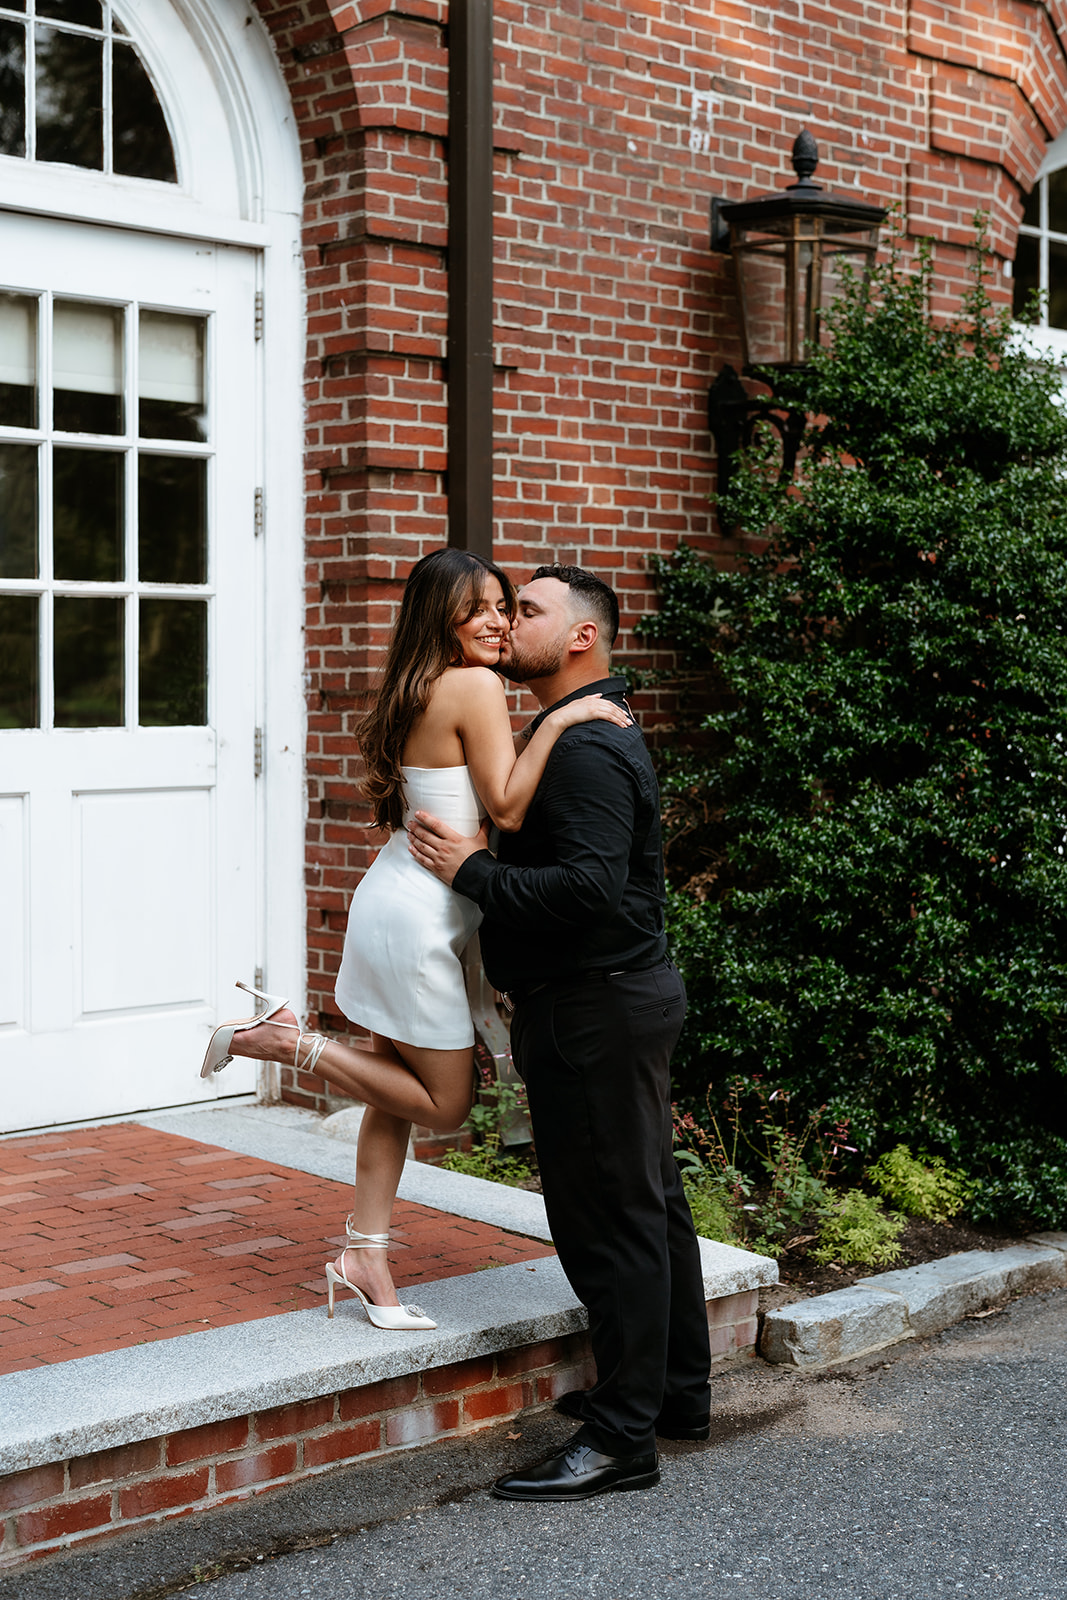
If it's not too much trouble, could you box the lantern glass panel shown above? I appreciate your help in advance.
[733,217,879,369]
[734,238,788,368]
[817,231,880,336]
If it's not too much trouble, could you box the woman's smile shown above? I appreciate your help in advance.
[455,575,512,666]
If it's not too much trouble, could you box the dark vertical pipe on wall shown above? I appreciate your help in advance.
[447,0,494,557]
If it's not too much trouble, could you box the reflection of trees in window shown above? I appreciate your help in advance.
[1014,167,1067,330]
[113,42,172,179]
[0,19,26,157]
[36,25,105,169]
[0,6,176,183]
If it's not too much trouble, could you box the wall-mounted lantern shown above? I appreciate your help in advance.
[708,129,887,500]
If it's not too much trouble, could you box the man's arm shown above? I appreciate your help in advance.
[410,739,638,931]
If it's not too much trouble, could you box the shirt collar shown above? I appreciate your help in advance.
[529,676,628,734]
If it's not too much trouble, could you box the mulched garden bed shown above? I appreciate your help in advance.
[759,1214,1028,1316]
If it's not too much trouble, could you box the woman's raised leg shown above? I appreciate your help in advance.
[227,1009,475,1131]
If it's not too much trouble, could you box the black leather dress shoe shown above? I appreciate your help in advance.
[554,1389,711,1443]
[491,1442,660,1501]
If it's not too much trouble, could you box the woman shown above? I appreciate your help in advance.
[201,548,630,1330]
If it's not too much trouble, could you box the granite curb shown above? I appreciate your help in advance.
[761,1233,1067,1369]
[1,1104,777,1475]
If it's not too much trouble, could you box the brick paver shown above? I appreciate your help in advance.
[0,1124,553,1374]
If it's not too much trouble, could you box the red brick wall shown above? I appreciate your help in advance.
[250,1,1067,1104]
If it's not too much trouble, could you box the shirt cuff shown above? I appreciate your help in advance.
[453,849,496,905]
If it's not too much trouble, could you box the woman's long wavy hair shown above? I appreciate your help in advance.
[357,548,516,831]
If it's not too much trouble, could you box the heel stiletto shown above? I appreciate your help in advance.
[200,981,290,1081]
[325,1231,436,1330]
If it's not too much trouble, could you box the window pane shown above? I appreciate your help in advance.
[139,599,206,725]
[139,312,205,441]
[54,595,122,726]
[37,2,102,28]
[0,443,37,578]
[53,447,123,580]
[0,293,36,428]
[1021,181,1041,230]
[53,300,123,434]
[35,25,103,171]
[0,594,38,728]
[1049,240,1067,331]
[113,43,176,183]
[1013,233,1040,321]
[137,455,205,584]
[0,19,26,159]
[1049,168,1067,238]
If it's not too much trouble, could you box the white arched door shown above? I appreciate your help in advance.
[0,3,305,1130]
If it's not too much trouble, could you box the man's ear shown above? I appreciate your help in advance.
[568,620,599,656]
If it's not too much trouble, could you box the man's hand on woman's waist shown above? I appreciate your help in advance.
[408,812,490,887]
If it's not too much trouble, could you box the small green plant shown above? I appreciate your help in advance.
[441,1072,533,1187]
[674,1077,854,1246]
[680,1172,744,1245]
[440,1138,532,1188]
[467,1074,525,1142]
[865,1144,974,1223]
[813,1188,905,1267]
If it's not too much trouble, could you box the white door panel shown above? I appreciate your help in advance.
[0,796,26,1029]
[0,214,259,1128]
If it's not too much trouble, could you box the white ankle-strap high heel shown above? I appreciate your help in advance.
[325,1230,436,1330]
[200,984,330,1083]
[200,981,290,1081]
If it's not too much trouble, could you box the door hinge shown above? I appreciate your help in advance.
[254,966,264,992]
[254,290,264,341]
[254,726,264,778]
[254,486,264,536]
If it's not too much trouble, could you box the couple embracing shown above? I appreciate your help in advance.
[206,552,711,1502]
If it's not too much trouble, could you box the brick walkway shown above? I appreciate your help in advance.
[0,1124,554,1375]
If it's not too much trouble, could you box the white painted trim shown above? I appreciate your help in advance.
[170,1,309,1038]
[0,182,269,247]
[1036,127,1067,181]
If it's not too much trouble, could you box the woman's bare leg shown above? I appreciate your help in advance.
[333,1104,409,1308]
[228,1015,475,1310]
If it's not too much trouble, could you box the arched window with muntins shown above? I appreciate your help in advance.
[0,1,176,182]
[1014,163,1067,331]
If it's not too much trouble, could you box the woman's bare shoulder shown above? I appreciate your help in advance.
[433,666,507,704]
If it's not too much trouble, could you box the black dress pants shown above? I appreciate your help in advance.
[510,958,711,1456]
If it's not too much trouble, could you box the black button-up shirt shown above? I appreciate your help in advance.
[452,676,668,994]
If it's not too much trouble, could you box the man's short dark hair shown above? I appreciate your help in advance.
[531,563,620,646]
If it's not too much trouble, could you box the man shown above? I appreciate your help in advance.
[407,564,711,1502]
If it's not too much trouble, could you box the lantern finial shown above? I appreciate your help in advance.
[790,128,820,188]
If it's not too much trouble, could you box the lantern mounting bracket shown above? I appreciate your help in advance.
[707,364,805,507]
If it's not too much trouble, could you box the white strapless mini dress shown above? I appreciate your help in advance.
[334,765,485,1049]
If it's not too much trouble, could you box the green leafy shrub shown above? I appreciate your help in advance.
[866,1143,974,1223]
[813,1189,906,1267]
[640,228,1067,1226]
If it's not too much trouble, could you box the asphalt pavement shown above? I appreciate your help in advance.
[9,1287,1066,1600]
